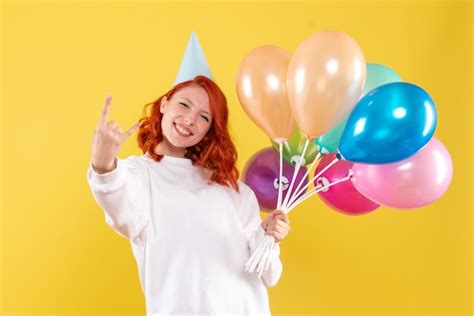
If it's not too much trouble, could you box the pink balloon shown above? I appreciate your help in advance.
[314,153,380,215]
[351,136,453,209]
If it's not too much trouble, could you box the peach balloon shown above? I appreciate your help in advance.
[287,31,366,139]
[236,45,295,142]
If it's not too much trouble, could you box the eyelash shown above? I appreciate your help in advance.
[179,102,210,122]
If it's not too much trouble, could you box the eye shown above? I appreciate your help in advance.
[201,115,210,122]
[179,102,189,108]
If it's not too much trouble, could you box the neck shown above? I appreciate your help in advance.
[154,137,186,158]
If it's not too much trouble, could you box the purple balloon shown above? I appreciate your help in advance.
[243,147,308,211]
[314,153,380,215]
[352,136,453,209]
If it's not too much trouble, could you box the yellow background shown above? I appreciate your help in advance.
[1,1,472,315]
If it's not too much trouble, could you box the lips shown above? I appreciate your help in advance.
[173,122,193,137]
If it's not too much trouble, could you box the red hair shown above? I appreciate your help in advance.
[137,75,240,192]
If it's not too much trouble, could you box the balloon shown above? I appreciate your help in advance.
[351,137,453,209]
[315,63,400,154]
[362,63,401,97]
[339,82,437,164]
[242,147,307,211]
[236,45,295,141]
[315,116,349,154]
[313,153,380,215]
[271,128,319,166]
[287,30,366,139]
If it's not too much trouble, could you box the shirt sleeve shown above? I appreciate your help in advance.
[86,156,151,247]
[238,184,283,288]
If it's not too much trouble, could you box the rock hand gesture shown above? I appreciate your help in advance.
[91,95,140,174]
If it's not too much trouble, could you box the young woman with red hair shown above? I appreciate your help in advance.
[87,75,291,315]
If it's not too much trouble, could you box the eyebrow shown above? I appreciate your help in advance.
[182,97,211,116]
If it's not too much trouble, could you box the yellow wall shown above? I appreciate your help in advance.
[1,1,472,315]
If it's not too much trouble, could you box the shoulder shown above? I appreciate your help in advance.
[234,180,261,217]
[228,180,258,207]
[117,154,150,176]
[237,180,254,197]
[210,179,255,207]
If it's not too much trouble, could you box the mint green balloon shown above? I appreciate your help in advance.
[315,116,348,154]
[362,63,401,97]
[270,128,318,166]
[315,63,402,154]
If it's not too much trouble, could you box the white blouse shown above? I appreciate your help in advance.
[86,152,283,315]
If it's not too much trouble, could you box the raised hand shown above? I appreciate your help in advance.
[91,95,140,173]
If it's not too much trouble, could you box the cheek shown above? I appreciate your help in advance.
[196,121,211,135]
[192,123,211,142]
[160,115,172,135]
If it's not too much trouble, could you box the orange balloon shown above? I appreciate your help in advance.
[236,45,296,142]
[287,31,366,139]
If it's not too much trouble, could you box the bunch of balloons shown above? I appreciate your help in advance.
[236,30,453,277]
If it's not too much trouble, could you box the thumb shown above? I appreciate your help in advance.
[123,122,140,139]
[272,209,284,217]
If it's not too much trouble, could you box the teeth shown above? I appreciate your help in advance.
[175,123,192,136]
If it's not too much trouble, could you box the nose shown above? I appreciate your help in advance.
[183,112,196,126]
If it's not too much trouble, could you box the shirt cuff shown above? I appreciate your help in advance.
[87,157,127,193]
[88,157,122,184]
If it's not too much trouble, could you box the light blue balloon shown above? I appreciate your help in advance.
[338,82,437,164]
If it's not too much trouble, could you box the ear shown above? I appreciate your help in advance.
[160,96,168,113]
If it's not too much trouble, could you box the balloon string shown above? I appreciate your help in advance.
[245,231,270,270]
[281,138,310,210]
[276,142,284,209]
[258,238,274,278]
[264,242,274,271]
[246,140,285,276]
[254,141,283,275]
[287,170,354,213]
[284,155,340,211]
[249,162,351,277]
[284,151,321,211]
[245,235,271,273]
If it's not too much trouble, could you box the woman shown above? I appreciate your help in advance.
[87,75,291,315]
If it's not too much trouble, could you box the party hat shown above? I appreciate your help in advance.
[174,32,214,85]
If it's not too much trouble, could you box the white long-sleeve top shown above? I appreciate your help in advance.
[86,152,283,315]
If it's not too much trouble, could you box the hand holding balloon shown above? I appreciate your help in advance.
[261,209,291,243]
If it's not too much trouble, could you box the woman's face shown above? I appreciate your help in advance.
[160,83,213,148]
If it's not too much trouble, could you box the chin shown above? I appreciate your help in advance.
[164,128,204,148]
[169,135,199,148]
[167,137,188,148]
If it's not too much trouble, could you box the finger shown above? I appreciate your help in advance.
[271,209,284,218]
[272,231,284,242]
[276,232,285,241]
[273,221,287,232]
[99,95,112,128]
[268,221,286,232]
[122,122,140,139]
[107,120,118,130]
[266,228,278,238]
[276,219,291,230]
[274,214,290,225]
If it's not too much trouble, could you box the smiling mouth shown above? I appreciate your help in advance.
[173,122,193,137]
